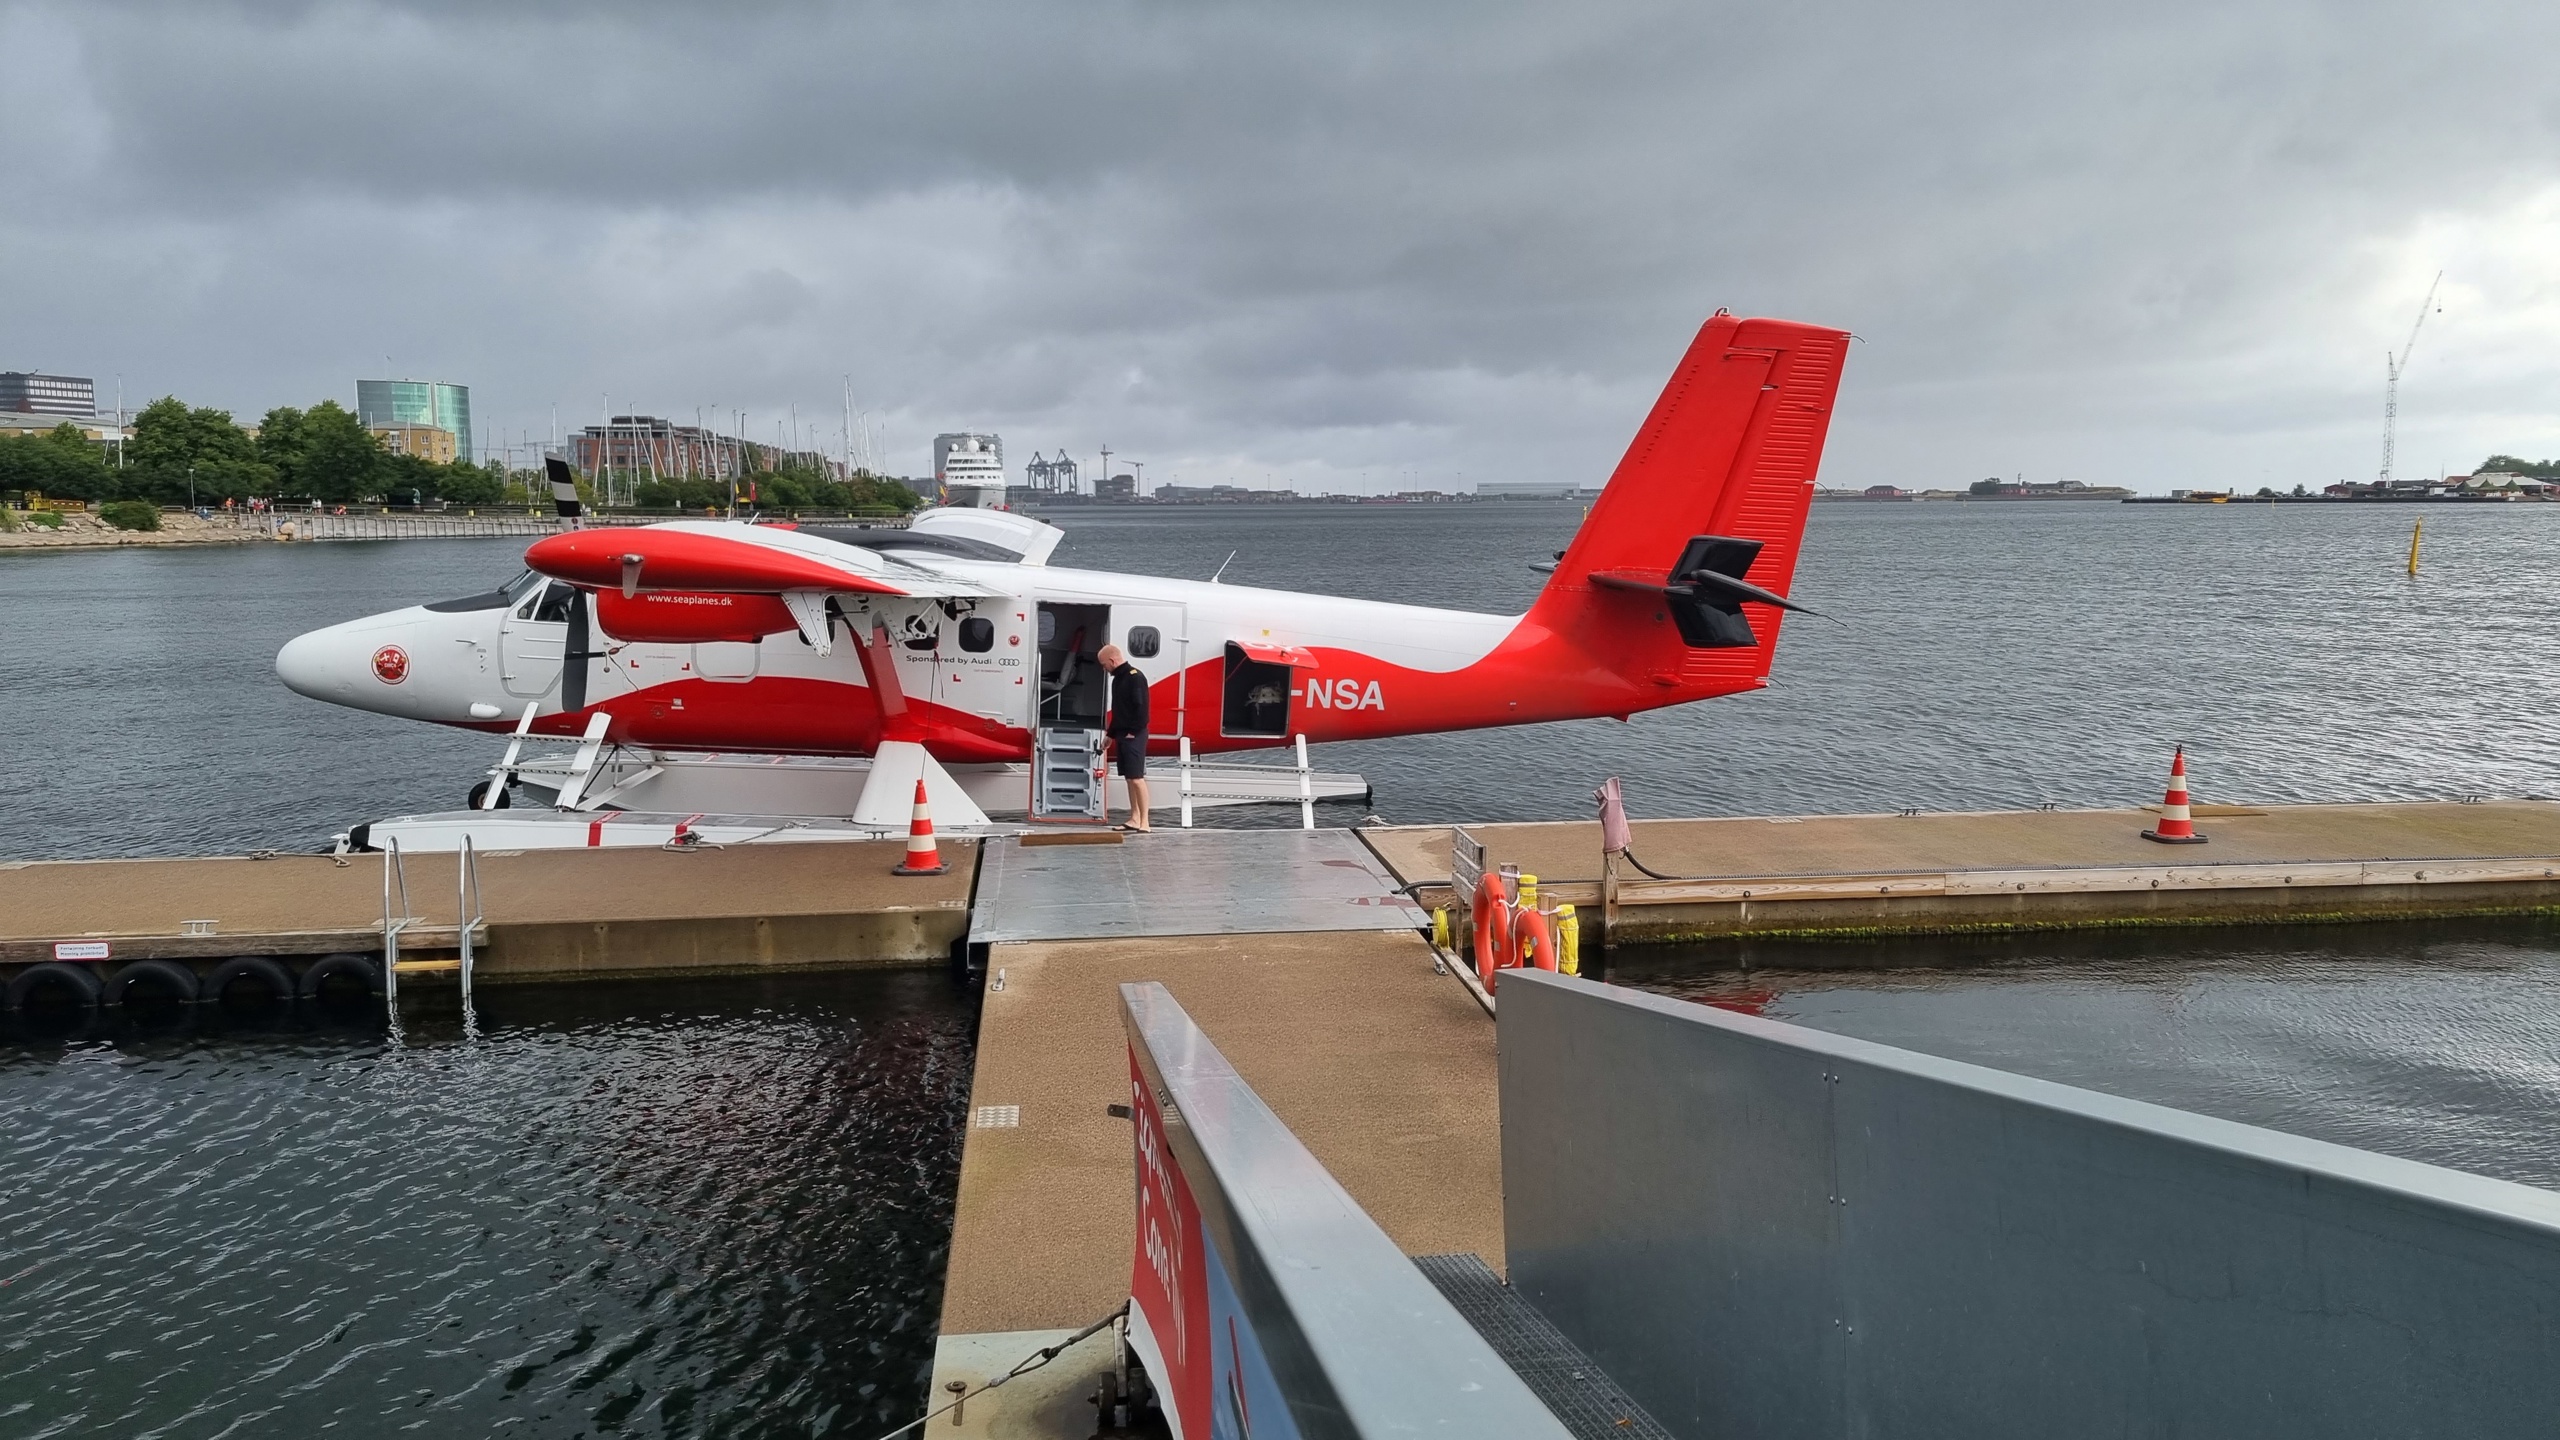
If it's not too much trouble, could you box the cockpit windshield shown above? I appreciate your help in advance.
[424,570,546,614]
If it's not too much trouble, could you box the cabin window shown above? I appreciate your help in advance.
[958,617,995,653]
[1127,625,1160,659]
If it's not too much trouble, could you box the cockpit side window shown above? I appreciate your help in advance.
[503,570,544,601]
[532,582,577,623]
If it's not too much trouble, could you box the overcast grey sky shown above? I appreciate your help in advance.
[6,0,2557,493]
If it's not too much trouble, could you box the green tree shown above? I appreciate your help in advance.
[300,400,382,503]
[257,406,310,494]
[382,450,441,505]
[2477,454,2560,479]
[437,458,505,506]
[124,398,272,504]
[0,430,112,501]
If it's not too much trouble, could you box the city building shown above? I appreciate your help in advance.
[1475,481,1579,499]
[572,415,744,481]
[357,379,472,463]
[0,373,96,417]
[1093,470,1137,502]
[1151,483,1300,504]
[1961,477,2132,500]
[1,412,122,441]
[371,423,457,464]
[567,415,847,484]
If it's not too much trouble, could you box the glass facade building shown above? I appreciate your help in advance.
[356,379,472,463]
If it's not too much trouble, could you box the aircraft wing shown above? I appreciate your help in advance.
[524,522,1004,602]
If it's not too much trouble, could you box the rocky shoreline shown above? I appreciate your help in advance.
[0,511,278,550]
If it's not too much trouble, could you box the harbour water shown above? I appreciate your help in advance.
[0,972,972,1438]
[6,502,2560,1434]
[4,501,2556,858]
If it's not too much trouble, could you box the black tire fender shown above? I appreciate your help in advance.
[7,962,105,1011]
[104,959,201,1006]
[203,955,297,1007]
[297,951,383,1002]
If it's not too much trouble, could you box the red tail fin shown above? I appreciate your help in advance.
[1526,313,1849,693]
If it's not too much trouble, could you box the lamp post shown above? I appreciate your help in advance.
[187,464,196,510]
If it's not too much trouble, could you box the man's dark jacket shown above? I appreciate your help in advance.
[1106,663,1150,738]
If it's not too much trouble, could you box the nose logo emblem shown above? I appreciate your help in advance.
[371,645,410,685]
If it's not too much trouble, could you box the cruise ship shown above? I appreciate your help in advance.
[936,433,1008,508]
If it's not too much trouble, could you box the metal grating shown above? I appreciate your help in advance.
[1412,1254,1676,1440]
[970,1104,1020,1128]
[969,827,1428,943]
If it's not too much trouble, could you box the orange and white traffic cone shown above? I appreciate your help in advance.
[894,778,949,875]
[2141,746,2208,845]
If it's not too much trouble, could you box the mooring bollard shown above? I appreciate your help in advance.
[1555,903,1579,976]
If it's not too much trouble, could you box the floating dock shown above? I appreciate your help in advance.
[1362,800,2560,946]
[10,799,2560,1433]
[0,840,973,984]
[926,831,1497,1434]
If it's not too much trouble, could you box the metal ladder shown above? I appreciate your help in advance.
[1031,725,1108,822]
[379,837,485,1031]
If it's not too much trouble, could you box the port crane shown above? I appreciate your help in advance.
[2379,272,2444,486]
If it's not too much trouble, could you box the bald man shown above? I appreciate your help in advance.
[1097,643,1152,832]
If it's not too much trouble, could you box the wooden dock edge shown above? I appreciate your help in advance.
[470,908,970,981]
[1402,866,2560,945]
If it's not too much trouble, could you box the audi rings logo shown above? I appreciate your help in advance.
[371,645,410,685]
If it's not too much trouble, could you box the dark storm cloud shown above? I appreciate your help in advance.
[10,0,2560,491]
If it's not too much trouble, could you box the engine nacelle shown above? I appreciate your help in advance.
[593,589,798,644]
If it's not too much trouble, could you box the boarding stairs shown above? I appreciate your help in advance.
[1030,725,1108,823]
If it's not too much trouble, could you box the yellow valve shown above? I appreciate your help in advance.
[1432,906,1451,949]
[1556,904,1579,976]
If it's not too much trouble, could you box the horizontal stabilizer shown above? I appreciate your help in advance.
[1587,534,1820,648]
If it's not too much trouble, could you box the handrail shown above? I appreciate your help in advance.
[381,838,414,1016]
[458,837,483,1011]
[1295,732,1314,829]
[1177,735,1195,828]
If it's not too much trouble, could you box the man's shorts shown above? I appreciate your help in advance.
[1113,735,1147,779]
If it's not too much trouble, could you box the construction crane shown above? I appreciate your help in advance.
[2379,271,2444,486]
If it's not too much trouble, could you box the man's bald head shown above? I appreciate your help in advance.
[1098,644,1125,668]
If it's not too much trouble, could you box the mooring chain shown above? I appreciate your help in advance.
[863,1300,1130,1440]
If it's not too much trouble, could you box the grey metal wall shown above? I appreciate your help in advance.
[1497,969,2560,1440]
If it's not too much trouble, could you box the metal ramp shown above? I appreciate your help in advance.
[1030,725,1107,823]
[968,828,1429,943]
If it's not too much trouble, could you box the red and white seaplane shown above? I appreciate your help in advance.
[278,313,1847,848]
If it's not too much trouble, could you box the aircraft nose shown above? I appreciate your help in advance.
[277,625,350,696]
[276,620,374,701]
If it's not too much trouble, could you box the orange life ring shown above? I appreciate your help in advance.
[1472,872,1511,991]
[1514,908,1558,972]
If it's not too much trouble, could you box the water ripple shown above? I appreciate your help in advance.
[0,972,973,1438]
